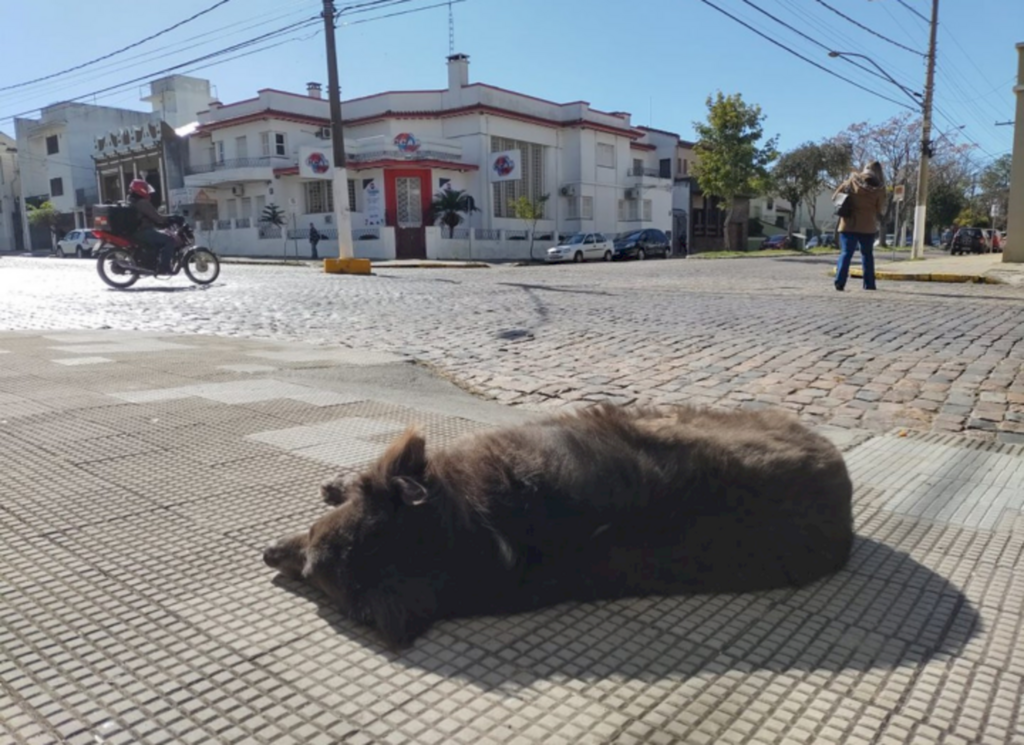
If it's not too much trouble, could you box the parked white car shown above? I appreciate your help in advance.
[55,230,102,258]
[545,232,613,263]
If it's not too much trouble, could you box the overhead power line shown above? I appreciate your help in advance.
[736,0,919,96]
[342,0,465,26]
[0,0,235,93]
[695,0,915,110]
[812,0,924,56]
[895,0,930,24]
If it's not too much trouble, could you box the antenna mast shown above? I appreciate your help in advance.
[448,0,455,54]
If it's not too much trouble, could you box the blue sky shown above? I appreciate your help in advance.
[1,0,1018,164]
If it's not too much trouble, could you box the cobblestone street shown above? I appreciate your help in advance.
[1,254,1023,441]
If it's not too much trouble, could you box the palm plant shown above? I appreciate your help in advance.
[428,189,479,237]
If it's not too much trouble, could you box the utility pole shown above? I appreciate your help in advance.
[910,0,939,260]
[322,0,354,260]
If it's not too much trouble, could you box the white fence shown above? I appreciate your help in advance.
[192,220,566,261]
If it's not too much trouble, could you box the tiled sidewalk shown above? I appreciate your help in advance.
[1,331,1021,744]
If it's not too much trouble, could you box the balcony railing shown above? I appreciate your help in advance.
[186,156,292,176]
[629,166,670,178]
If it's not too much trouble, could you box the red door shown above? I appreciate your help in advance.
[385,169,431,260]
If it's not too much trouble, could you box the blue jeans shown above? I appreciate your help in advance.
[836,232,876,290]
[137,228,177,271]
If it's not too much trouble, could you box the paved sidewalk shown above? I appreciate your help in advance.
[1,331,1023,745]
[850,253,1024,285]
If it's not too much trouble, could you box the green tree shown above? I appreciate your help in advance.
[770,144,821,239]
[26,201,63,248]
[693,92,778,250]
[928,180,967,234]
[510,193,550,261]
[427,189,479,237]
[260,203,287,256]
[978,154,1011,229]
[954,204,990,228]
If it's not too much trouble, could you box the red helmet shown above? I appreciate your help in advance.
[129,179,154,199]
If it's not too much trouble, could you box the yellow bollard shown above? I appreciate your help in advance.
[323,258,372,275]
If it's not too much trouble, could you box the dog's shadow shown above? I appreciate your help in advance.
[272,536,980,689]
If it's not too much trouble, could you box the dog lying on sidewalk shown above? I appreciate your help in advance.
[264,404,854,649]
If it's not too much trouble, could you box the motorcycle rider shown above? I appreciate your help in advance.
[127,179,177,274]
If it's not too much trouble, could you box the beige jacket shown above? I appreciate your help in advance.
[833,172,886,235]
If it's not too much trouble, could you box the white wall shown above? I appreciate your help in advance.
[0,134,20,251]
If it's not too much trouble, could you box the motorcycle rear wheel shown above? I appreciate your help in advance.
[97,248,139,289]
[183,248,220,285]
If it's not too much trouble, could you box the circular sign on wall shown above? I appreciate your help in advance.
[492,154,516,178]
[394,133,420,153]
[306,151,331,174]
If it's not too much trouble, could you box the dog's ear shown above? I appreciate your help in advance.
[391,475,429,507]
[380,428,427,479]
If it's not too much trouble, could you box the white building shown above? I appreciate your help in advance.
[182,55,682,260]
[0,133,22,252]
[15,75,213,251]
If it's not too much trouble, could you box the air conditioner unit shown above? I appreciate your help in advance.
[559,185,576,197]
[316,126,331,139]
[231,185,245,197]
[624,188,639,200]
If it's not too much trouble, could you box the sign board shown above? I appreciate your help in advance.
[991,203,1000,218]
[363,178,384,226]
[893,184,905,202]
[299,146,334,179]
[488,149,522,182]
[167,187,217,209]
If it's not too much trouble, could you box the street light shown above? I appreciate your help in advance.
[827,51,922,106]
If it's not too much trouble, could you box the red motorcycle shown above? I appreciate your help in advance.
[92,207,220,289]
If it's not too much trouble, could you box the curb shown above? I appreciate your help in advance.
[840,268,1005,285]
[373,262,491,270]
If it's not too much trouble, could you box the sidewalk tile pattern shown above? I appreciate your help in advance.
[1,332,1022,744]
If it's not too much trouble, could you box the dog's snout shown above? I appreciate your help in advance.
[321,481,344,505]
[263,544,284,567]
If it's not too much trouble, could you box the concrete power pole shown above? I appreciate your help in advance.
[322,0,354,261]
[1006,43,1024,264]
[910,0,940,260]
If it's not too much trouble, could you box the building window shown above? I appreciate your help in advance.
[226,199,237,219]
[597,143,614,169]
[260,132,270,157]
[236,136,248,160]
[766,198,774,210]
[275,133,286,156]
[683,158,689,175]
[216,141,225,164]
[632,158,643,176]
[490,136,545,218]
[619,198,639,221]
[643,199,652,222]
[49,177,64,197]
[304,181,334,214]
[46,135,59,155]
[566,197,579,220]
[582,196,593,220]
[660,158,671,179]
[348,179,357,212]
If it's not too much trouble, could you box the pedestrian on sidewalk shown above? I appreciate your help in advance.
[308,223,321,260]
[832,161,886,291]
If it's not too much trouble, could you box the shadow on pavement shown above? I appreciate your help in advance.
[271,535,979,689]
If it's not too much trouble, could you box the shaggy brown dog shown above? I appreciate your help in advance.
[264,404,853,649]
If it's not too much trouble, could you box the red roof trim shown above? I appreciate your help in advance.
[274,159,479,176]
[630,142,657,151]
[637,125,682,138]
[201,104,642,140]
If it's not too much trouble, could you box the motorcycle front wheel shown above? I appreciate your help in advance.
[183,248,220,286]
[97,248,139,289]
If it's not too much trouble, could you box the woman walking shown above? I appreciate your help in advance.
[833,161,887,291]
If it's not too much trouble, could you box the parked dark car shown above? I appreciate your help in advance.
[612,229,671,260]
[759,233,793,250]
[951,227,988,255]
